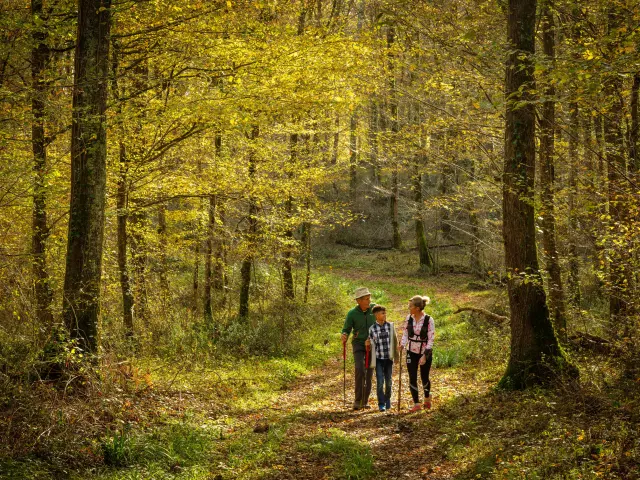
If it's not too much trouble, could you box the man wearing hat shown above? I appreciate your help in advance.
[341,287,376,410]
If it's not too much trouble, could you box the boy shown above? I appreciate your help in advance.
[368,305,400,412]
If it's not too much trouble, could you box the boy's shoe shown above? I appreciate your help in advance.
[385,401,391,410]
[409,404,422,413]
[379,406,386,412]
[423,398,432,410]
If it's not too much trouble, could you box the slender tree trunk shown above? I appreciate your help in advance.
[110,40,134,338]
[349,114,358,200]
[157,204,169,300]
[204,194,216,323]
[630,73,639,174]
[239,126,259,318]
[567,104,581,308]
[130,212,149,328]
[282,133,297,301]
[413,107,434,270]
[116,143,134,337]
[301,222,312,303]
[211,133,226,299]
[604,7,630,328]
[467,160,483,277]
[387,25,401,249]
[414,165,432,270]
[62,0,112,353]
[369,100,379,184]
[31,0,52,327]
[539,0,566,339]
[500,0,573,389]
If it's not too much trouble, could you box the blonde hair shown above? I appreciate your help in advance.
[409,295,430,311]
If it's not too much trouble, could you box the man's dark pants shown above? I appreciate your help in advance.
[352,342,373,408]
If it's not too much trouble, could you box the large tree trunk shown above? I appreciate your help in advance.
[31,0,52,327]
[62,0,112,353]
[239,126,259,318]
[539,1,566,339]
[500,0,573,389]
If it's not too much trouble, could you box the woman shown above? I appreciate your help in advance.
[400,295,435,412]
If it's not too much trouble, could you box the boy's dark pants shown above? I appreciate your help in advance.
[353,342,373,408]
[375,358,393,409]
[406,350,432,404]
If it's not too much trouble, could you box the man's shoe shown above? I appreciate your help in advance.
[363,405,372,409]
[352,405,361,411]
[409,404,422,413]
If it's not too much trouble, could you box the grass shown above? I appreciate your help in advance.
[299,428,374,480]
[2,246,639,479]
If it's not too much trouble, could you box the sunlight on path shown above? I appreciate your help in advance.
[246,269,496,480]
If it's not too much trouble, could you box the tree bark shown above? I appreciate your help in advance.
[239,126,259,318]
[539,0,566,339]
[349,114,357,201]
[31,0,53,327]
[368,100,379,184]
[630,72,639,174]
[604,6,631,327]
[567,104,581,307]
[116,143,134,337]
[282,133,297,301]
[500,0,573,389]
[130,211,149,329]
[204,194,216,323]
[62,0,112,353]
[157,203,169,300]
[387,25,401,249]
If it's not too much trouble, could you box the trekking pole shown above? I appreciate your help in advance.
[398,349,403,413]
[361,345,370,410]
[343,341,346,408]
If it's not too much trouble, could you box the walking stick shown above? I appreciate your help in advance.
[343,341,346,408]
[361,345,370,410]
[398,349,403,412]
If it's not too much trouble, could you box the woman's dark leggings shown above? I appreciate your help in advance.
[406,350,432,404]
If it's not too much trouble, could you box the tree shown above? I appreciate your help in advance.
[62,0,112,353]
[500,0,574,388]
[538,0,567,338]
[31,0,53,327]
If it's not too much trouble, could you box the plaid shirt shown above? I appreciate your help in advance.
[369,322,392,360]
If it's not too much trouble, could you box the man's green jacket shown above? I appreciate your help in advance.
[341,303,376,345]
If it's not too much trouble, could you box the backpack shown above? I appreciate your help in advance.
[407,315,430,344]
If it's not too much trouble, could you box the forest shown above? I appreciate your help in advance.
[0,0,639,478]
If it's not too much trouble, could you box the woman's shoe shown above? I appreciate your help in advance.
[423,398,432,410]
[409,404,422,413]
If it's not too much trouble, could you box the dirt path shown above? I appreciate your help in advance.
[244,269,494,479]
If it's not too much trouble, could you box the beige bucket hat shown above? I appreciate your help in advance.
[354,287,371,299]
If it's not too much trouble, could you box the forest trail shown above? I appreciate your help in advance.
[228,267,495,480]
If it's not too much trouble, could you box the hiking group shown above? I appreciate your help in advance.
[341,287,434,413]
